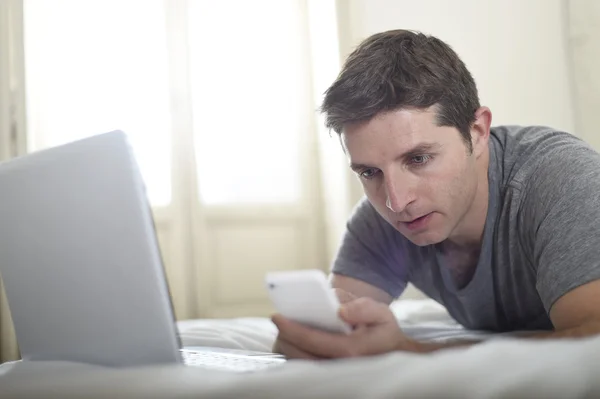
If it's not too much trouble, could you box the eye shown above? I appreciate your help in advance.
[410,154,432,166]
[359,168,380,180]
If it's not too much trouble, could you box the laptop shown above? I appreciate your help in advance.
[0,131,285,372]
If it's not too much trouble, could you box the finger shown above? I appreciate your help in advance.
[338,297,395,326]
[333,288,358,304]
[271,313,290,328]
[272,314,355,358]
[276,338,320,360]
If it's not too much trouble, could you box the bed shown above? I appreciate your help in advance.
[177,298,502,352]
[1,299,599,398]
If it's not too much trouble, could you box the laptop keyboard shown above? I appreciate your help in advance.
[182,350,286,372]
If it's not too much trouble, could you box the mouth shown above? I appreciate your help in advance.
[399,213,433,231]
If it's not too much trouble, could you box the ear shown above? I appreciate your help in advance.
[470,106,492,158]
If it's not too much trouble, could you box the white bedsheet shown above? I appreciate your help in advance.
[1,299,599,398]
[177,299,514,351]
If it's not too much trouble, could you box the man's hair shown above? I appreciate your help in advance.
[320,29,480,152]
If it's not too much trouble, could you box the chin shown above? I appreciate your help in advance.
[407,236,441,247]
[402,230,446,247]
[391,213,450,247]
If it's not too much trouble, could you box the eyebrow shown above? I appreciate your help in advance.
[350,142,441,172]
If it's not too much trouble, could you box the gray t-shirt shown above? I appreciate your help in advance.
[332,125,600,332]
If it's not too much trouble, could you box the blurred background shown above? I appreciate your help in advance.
[0,0,598,362]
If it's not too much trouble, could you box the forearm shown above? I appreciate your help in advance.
[409,339,479,353]
[516,320,600,340]
[405,321,600,354]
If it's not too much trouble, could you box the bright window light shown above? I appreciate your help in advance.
[23,0,172,206]
[188,0,308,205]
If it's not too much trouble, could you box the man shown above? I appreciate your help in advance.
[272,29,600,359]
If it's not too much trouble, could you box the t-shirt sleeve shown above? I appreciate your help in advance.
[331,197,408,298]
[521,140,600,313]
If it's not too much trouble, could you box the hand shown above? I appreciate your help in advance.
[272,297,419,359]
[271,288,357,356]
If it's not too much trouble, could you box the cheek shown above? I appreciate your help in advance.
[440,160,478,206]
[425,158,473,207]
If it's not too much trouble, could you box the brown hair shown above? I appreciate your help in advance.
[320,29,479,152]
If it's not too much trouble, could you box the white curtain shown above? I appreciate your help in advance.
[0,0,24,364]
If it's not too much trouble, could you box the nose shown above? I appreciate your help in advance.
[384,174,414,213]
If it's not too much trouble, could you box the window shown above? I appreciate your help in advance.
[188,0,308,205]
[23,0,310,207]
[23,0,172,206]
[7,0,341,329]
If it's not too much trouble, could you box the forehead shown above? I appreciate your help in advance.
[340,107,457,158]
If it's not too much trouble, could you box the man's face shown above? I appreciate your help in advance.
[341,107,483,247]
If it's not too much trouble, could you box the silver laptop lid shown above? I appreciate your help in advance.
[0,131,182,367]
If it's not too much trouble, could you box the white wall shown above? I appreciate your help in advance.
[567,0,600,149]
[341,0,575,134]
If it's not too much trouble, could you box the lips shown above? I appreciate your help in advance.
[399,212,433,231]
[401,214,428,223]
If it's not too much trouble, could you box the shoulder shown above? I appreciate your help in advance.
[344,197,427,263]
[346,197,397,239]
[494,126,600,233]
[490,125,598,190]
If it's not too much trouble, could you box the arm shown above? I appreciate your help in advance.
[525,279,600,339]
[274,275,600,358]
[517,140,600,340]
[413,278,600,353]
[273,284,600,359]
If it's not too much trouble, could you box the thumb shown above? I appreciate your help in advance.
[338,297,394,326]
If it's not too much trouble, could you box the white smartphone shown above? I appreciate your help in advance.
[265,269,352,334]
